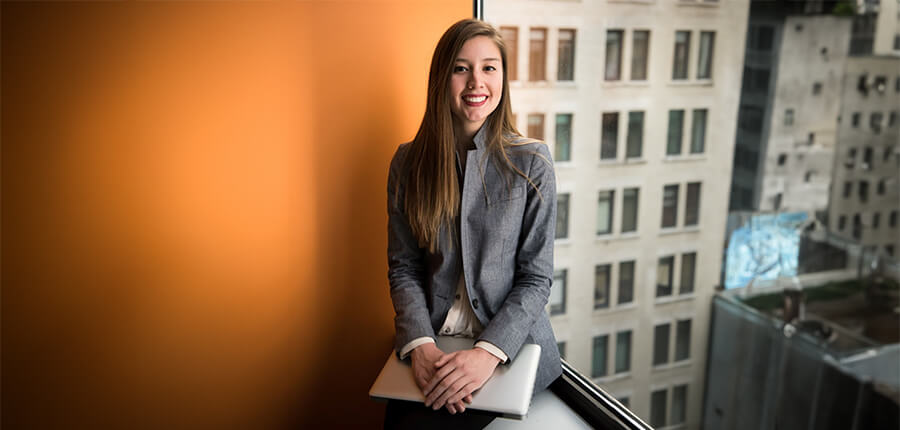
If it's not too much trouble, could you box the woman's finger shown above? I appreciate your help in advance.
[434,351,455,368]
[425,369,464,408]
[423,358,457,396]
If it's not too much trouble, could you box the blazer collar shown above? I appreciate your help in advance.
[472,120,490,151]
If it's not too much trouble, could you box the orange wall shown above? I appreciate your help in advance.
[1,2,470,428]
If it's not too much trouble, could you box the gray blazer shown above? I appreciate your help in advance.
[386,126,562,392]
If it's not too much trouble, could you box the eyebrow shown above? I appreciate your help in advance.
[455,57,501,63]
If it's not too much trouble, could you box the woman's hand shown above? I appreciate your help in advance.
[423,348,500,412]
[410,343,471,414]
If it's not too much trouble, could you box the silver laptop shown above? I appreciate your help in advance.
[369,336,541,420]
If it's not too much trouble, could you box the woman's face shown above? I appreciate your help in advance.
[449,36,503,137]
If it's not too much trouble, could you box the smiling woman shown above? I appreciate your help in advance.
[385,18,561,429]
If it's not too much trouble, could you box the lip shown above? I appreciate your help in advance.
[462,94,488,107]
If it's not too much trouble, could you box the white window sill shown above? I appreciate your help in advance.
[595,232,640,243]
[666,79,715,87]
[624,157,647,164]
[592,303,638,315]
[654,294,695,305]
[555,238,573,246]
[676,0,719,8]
[651,359,692,372]
[596,372,632,384]
[662,154,706,162]
[602,80,652,88]
[554,160,575,168]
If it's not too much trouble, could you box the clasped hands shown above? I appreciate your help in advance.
[410,342,501,414]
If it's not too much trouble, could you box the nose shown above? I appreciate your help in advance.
[467,70,484,89]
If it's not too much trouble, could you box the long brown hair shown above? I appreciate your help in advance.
[400,19,541,253]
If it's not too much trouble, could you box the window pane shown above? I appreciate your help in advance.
[601,112,618,160]
[785,109,794,126]
[500,27,518,81]
[597,190,614,235]
[631,30,649,80]
[556,193,569,239]
[685,182,701,226]
[555,114,572,162]
[622,187,639,233]
[595,264,611,309]
[691,109,707,154]
[673,30,690,80]
[592,335,608,378]
[675,319,692,361]
[671,385,687,425]
[529,28,546,81]
[558,29,575,81]
[550,269,566,315]
[618,260,635,304]
[653,323,670,366]
[650,389,667,428]
[680,252,696,294]
[557,341,566,359]
[657,256,674,297]
[527,113,545,140]
[626,111,644,158]
[698,31,715,79]
[605,30,623,81]
[662,184,679,228]
[615,330,632,373]
[667,110,684,155]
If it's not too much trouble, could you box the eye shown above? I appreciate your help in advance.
[453,65,469,73]
[484,65,497,72]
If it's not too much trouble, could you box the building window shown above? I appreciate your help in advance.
[863,146,873,167]
[597,190,614,235]
[667,110,684,155]
[557,29,575,81]
[631,30,650,80]
[885,146,894,162]
[550,269,566,315]
[894,33,900,51]
[653,322,671,365]
[555,114,572,162]
[843,181,852,198]
[626,111,644,158]
[671,385,688,425]
[591,335,608,378]
[871,112,883,133]
[618,260,635,305]
[748,25,774,52]
[650,389,667,428]
[601,112,619,160]
[812,82,822,95]
[556,193,569,239]
[680,252,696,294]
[890,211,898,228]
[846,147,857,168]
[661,184,679,228]
[622,188,639,233]
[657,256,674,297]
[697,31,715,79]
[873,212,880,229]
[685,182,701,226]
[859,180,869,203]
[877,179,886,195]
[785,109,794,126]
[852,214,862,240]
[889,111,897,128]
[673,31,690,80]
[852,112,861,127]
[691,109,707,154]
[838,215,846,231]
[615,330,632,374]
[605,30,623,81]
[557,342,566,359]
[777,153,787,166]
[887,245,895,257]
[595,264,611,309]
[804,171,814,182]
[527,113,544,140]
[675,319,692,361]
[529,28,547,81]
[500,27,518,81]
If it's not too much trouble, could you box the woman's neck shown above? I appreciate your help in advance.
[454,121,482,151]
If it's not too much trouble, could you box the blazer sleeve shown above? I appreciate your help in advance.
[477,144,556,359]
[387,146,436,355]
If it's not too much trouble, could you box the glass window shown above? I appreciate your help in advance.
[529,28,547,81]
[595,264,611,309]
[605,30,623,81]
[784,109,794,126]
[859,180,869,203]
[680,252,696,294]
[650,389,667,428]
[685,182,701,226]
[618,260,635,304]
[550,269,566,315]
[871,112,883,133]
[601,112,619,160]
[863,146,873,166]
[557,341,566,359]
[631,30,650,80]
[556,193,569,239]
[673,31,690,80]
[653,323,670,366]
[592,335,608,378]
[671,385,688,425]
[691,109,707,154]
[843,181,852,198]
[615,330,632,374]
[555,114,572,162]
[597,190,614,235]
[675,319,691,361]
[500,27,518,81]
[622,188,639,233]
[889,111,897,127]
[558,29,575,81]
[852,214,862,240]
[626,111,644,158]
[852,112,861,127]
[667,110,684,155]
[698,31,715,79]
[661,184,679,228]
[527,113,545,140]
[838,215,846,231]
[657,256,674,297]
[812,82,822,95]
[873,212,880,229]
[877,179,886,195]
[890,211,898,228]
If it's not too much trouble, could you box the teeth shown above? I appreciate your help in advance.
[464,96,487,103]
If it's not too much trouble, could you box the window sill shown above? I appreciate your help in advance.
[602,80,652,88]
[555,160,575,168]
[596,372,632,384]
[651,360,692,372]
[666,80,715,87]
[624,157,647,164]
[662,154,706,162]
[658,226,700,236]
[654,293,695,305]
[592,303,638,315]
[555,238,573,246]
[676,0,719,8]
[511,80,579,89]
[607,0,655,4]
[595,232,640,243]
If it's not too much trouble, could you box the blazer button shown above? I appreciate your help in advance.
[472,299,479,309]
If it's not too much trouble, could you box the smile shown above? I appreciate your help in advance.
[463,95,488,106]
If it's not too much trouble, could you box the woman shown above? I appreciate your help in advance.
[386,19,561,428]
